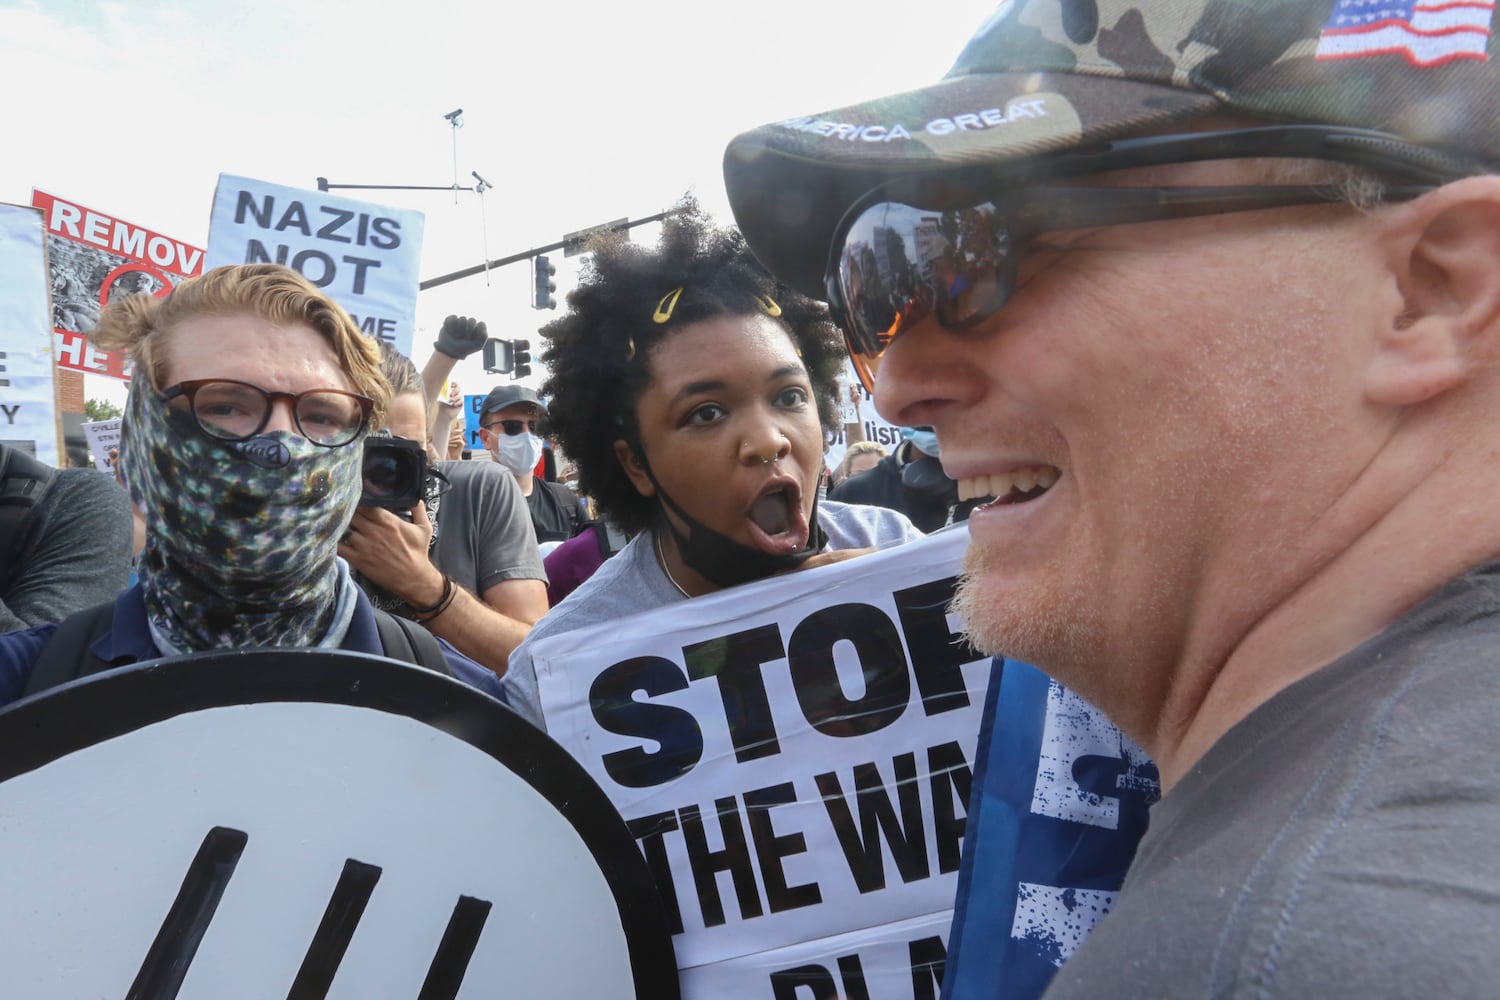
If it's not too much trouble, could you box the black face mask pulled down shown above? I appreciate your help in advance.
[637,449,827,590]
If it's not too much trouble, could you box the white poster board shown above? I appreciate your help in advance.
[206,175,425,357]
[81,417,122,472]
[0,202,59,465]
[826,360,903,476]
[533,527,988,996]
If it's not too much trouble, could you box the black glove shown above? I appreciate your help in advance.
[433,314,488,360]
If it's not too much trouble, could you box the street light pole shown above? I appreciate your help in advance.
[418,208,683,290]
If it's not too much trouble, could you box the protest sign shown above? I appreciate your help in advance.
[0,202,59,465]
[206,175,425,357]
[826,361,902,475]
[0,650,679,998]
[532,527,991,996]
[81,417,122,472]
[31,190,205,381]
[464,392,486,451]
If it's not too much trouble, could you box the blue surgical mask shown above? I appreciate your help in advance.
[901,426,941,458]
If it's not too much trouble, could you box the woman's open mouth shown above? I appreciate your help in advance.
[746,481,810,554]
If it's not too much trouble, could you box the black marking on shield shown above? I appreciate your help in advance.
[286,859,384,1000]
[417,895,493,1000]
[127,825,249,1000]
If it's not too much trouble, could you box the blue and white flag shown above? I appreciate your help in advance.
[942,661,1159,1000]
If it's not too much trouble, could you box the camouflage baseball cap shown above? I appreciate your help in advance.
[724,0,1500,297]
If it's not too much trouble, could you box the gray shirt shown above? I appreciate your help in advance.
[430,459,546,595]
[1,467,133,632]
[503,499,924,727]
[1043,559,1500,999]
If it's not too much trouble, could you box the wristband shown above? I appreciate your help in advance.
[410,574,457,623]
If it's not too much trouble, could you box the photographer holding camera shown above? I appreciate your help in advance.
[0,266,509,706]
[339,338,548,677]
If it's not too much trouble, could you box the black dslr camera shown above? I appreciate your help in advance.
[360,435,429,511]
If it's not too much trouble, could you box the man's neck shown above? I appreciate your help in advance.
[1152,424,1500,789]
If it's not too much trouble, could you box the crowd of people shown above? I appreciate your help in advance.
[4,0,1499,994]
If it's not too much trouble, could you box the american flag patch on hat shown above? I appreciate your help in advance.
[1316,0,1495,66]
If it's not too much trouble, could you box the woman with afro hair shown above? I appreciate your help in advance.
[501,205,922,727]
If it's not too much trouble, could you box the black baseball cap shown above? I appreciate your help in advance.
[481,385,546,417]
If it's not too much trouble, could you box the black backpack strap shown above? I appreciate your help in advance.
[543,480,586,537]
[24,601,119,698]
[0,447,58,593]
[373,608,452,676]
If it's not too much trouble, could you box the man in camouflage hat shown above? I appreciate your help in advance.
[726,1,1500,995]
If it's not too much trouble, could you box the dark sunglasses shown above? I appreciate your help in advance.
[483,418,541,436]
[825,125,1482,393]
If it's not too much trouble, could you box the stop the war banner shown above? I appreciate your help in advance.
[533,527,991,997]
[205,175,424,358]
[30,190,206,381]
[0,202,58,464]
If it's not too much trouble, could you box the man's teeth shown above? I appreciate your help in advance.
[957,465,1059,502]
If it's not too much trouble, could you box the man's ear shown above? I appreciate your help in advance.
[477,426,495,450]
[613,440,655,498]
[1366,176,1500,406]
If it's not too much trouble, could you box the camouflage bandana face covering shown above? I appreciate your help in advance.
[120,375,363,653]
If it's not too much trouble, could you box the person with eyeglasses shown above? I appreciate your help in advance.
[499,204,924,728]
[0,264,505,706]
[477,385,584,547]
[725,3,1500,997]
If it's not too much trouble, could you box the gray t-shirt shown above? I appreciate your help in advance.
[1,467,133,632]
[502,499,924,727]
[430,460,545,595]
[1043,558,1500,999]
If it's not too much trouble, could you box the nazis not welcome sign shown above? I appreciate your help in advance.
[205,175,424,358]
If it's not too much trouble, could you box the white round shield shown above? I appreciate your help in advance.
[0,649,679,999]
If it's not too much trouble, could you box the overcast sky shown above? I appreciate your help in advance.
[1,0,995,402]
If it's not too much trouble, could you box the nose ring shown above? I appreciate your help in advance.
[742,440,779,465]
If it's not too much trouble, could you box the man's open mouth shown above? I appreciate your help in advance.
[958,465,1060,506]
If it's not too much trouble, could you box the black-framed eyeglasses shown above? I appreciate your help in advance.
[163,379,373,448]
[825,125,1486,393]
[483,418,541,436]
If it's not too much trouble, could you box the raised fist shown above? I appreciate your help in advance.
[434,314,488,360]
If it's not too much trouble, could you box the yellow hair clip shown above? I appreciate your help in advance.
[752,292,782,318]
[652,287,684,324]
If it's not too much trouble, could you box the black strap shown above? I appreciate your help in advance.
[0,447,58,593]
[542,480,586,536]
[24,601,118,697]
[372,609,452,676]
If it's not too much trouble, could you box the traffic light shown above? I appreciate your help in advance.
[512,339,532,380]
[481,338,514,375]
[532,255,557,310]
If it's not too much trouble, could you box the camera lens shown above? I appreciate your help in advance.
[364,454,401,498]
